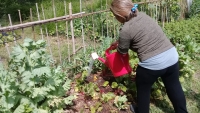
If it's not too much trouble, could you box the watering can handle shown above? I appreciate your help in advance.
[105,46,114,56]
[106,46,129,58]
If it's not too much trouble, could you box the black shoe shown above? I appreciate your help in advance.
[130,104,138,113]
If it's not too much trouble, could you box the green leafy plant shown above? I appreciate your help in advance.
[74,71,100,99]
[100,92,116,103]
[82,82,100,99]
[0,32,21,46]
[189,0,200,17]
[0,38,75,112]
[114,95,128,110]
[90,102,103,113]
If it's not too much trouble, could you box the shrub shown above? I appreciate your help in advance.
[189,0,200,17]
[0,38,75,112]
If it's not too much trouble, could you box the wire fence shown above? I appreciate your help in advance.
[0,0,187,65]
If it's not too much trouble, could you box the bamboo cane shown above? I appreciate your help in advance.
[69,3,75,56]
[52,0,62,63]
[30,8,36,40]
[36,3,44,40]
[18,10,24,38]
[80,0,86,53]
[41,4,53,59]
[8,14,17,44]
[101,0,103,36]
[91,0,96,49]
[106,0,108,37]
[64,1,71,62]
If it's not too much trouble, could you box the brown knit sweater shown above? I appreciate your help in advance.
[117,12,174,62]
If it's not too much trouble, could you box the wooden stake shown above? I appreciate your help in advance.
[18,10,22,25]
[101,0,103,36]
[52,0,62,63]
[41,4,53,59]
[69,3,75,55]
[80,0,86,53]
[30,8,36,40]
[55,23,62,63]
[91,0,96,49]
[45,28,54,59]
[106,0,108,37]
[36,3,40,20]
[41,4,46,20]
[36,3,44,40]
[8,14,17,44]
[18,10,24,38]
[65,1,70,62]
[53,0,56,18]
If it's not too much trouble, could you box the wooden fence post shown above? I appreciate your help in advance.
[91,0,96,49]
[41,4,45,20]
[80,0,86,53]
[8,14,17,44]
[64,1,70,62]
[106,0,108,37]
[30,8,36,40]
[18,10,24,38]
[52,0,62,63]
[45,28,54,59]
[101,0,103,36]
[69,2,75,55]
[36,3,44,40]
[41,4,54,59]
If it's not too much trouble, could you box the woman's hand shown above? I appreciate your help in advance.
[110,40,119,50]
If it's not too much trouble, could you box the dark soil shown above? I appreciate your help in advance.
[64,70,136,113]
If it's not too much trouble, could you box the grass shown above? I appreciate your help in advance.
[185,59,200,113]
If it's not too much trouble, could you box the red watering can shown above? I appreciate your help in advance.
[91,46,132,77]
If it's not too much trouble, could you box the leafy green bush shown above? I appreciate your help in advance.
[164,17,200,43]
[0,38,75,112]
[0,0,39,21]
[189,0,200,17]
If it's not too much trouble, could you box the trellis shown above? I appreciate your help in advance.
[0,0,186,64]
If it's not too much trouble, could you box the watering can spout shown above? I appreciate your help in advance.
[91,52,106,64]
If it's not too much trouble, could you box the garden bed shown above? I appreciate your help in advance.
[64,70,136,113]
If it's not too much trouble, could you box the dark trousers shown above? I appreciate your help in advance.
[135,62,188,113]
